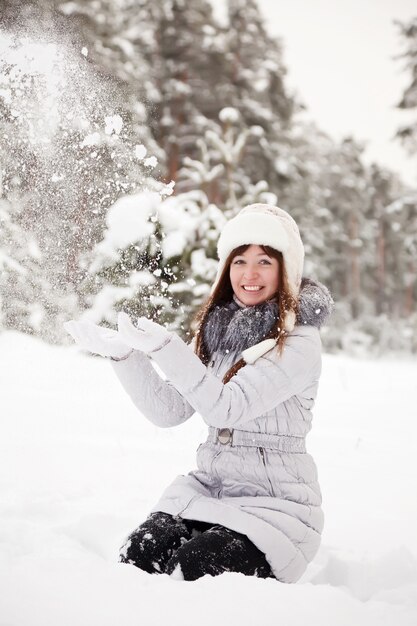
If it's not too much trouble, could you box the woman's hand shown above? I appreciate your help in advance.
[117,312,172,355]
[64,320,132,359]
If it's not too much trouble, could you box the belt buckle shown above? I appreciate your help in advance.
[217,428,233,445]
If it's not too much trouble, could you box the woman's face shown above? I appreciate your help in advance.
[229,245,280,306]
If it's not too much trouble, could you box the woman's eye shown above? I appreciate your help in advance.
[233,259,244,264]
[260,259,271,265]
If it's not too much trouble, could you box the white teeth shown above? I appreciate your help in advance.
[243,286,262,291]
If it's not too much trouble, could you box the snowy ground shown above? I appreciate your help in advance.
[1,331,416,626]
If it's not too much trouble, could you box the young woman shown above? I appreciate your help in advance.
[65,203,333,583]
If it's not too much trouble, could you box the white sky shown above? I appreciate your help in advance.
[210,0,417,187]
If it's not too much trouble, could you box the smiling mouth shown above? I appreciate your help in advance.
[242,286,263,292]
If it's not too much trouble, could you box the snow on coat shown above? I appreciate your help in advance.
[112,279,333,583]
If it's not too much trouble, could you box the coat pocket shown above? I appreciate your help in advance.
[259,447,276,497]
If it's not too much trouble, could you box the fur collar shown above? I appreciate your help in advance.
[202,277,333,359]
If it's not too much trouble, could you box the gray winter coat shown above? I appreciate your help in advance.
[112,279,333,583]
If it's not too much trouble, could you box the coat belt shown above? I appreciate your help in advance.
[207,427,306,453]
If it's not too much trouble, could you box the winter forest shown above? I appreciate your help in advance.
[1,0,417,354]
[2,2,417,624]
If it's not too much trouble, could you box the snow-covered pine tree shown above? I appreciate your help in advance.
[0,23,80,340]
[365,164,405,317]
[148,0,224,183]
[123,0,296,209]
[0,173,44,335]
[55,0,165,281]
[318,138,369,320]
[278,120,340,284]
[84,187,225,336]
[177,107,278,210]
[383,193,417,318]
[391,15,417,318]
[222,0,297,198]
[0,1,163,340]
[395,16,417,158]
[57,0,163,165]
[339,182,417,355]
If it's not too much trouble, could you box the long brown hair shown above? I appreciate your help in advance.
[192,245,298,383]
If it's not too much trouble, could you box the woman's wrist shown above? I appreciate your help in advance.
[110,349,134,362]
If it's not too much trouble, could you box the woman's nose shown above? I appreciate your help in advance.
[243,265,259,279]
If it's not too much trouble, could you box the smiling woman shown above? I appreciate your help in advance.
[229,245,280,306]
[65,203,334,583]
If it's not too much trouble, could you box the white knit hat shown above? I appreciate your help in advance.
[213,203,305,332]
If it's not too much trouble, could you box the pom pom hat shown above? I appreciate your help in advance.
[213,203,305,332]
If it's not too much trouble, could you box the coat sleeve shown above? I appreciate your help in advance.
[148,326,322,428]
[111,350,195,428]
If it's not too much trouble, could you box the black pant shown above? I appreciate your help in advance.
[119,511,274,581]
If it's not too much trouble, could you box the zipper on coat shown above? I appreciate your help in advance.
[259,447,275,496]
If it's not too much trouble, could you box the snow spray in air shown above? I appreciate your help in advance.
[0,20,171,342]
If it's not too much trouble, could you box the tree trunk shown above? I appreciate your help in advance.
[376,215,386,315]
[348,210,361,319]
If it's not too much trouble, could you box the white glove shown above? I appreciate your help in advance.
[117,312,172,355]
[64,320,132,359]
